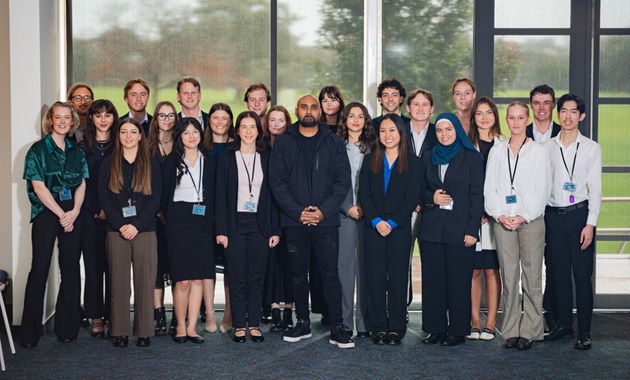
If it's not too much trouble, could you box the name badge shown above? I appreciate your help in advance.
[439,200,454,211]
[59,186,72,201]
[505,195,517,204]
[244,201,257,212]
[563,182,576,192]
[192,204,206,216]
[122,205,137,218]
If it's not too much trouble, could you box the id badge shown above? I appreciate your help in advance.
[505,195,517,204]
[244,201,257,212]
[192,204,206,216]
[122,205,137,218]
[439,200,454,211]
[563,182,576,192]
[59,186,72,201]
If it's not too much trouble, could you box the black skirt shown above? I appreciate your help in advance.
[166,202,215,282]
[472,249,500,269]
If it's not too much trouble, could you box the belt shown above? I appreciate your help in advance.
[546,201,588,215]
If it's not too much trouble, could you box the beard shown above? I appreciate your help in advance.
[299,115,318,127]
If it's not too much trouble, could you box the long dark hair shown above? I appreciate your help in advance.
[233,111,267,153]
[108,118,153,195]
[147,101,178,158]
[370,113,409,174]
[82,99,119,156]
[204,103,235,151]
[469,96,502,147]
[318,85,345,127]
[170,117,206,187]
[337,102,376,154]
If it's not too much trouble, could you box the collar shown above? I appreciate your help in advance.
[44,133,74,154]
[552,130,585,148]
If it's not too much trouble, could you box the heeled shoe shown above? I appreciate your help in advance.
[269,308,282,332]
[154,307,167,336]
[220,318,232,333]
[204,312,218,333]
[187,335,205,344]
[249,327,265,343]
[172,335,187,343]
[233,328,247,343]
[91,319,106,338]
[168,313,177,336]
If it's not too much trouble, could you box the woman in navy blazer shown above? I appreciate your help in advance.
[359,113,422,345]
[418,112,484,347]
[215,111,280,343]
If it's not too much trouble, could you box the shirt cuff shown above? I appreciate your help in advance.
[371,217,383,228]
[387,219,398,229]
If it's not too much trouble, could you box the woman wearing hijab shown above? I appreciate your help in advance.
[418,112,484,347]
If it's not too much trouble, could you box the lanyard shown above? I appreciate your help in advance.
[559,143,580,183]
[184,155,203,203]
[507,138,526,191]
[239,151,257,199]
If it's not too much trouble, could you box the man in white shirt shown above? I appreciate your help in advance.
[120,78,152,136]
[177,77,209,131]
[526,84,562,333]
[543,94,602,350]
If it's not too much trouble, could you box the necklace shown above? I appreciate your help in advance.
[159,138,173,144]
[95,139,111,156]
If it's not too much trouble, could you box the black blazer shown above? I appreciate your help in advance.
[418,148,484,243]
[161,152,215,233]
[215,149,280,238]
[405,121,437,158]
[372,114,411,132]
[120,112,153,137]
[525,121,561,141]
[178,111,210,132]
[359,152,422,229]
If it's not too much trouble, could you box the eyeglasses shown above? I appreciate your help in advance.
[71,95,93,102]
[157,113,176,121]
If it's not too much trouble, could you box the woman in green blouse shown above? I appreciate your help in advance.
[21,101,89,348]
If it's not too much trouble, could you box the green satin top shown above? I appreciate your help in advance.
[23,134,89,221]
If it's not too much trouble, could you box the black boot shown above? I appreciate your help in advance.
[154,307,167,336]
[270,308,282,332]
[280,308,294,331]
[168,310,177,336]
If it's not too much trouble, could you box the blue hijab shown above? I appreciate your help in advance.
[431,112,481,165]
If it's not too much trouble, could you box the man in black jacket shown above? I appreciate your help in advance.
[269,94,354,349]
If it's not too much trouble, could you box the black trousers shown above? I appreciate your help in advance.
[21,202,83,346]
[419,240,474,337]
[81,214,110,319]
[545,205,594,334]
[226,213,269,328]
[364,223,410,336]
[542,244,558,324]
[284,225,342,325]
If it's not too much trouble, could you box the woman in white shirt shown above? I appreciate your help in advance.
[484,101,551,350]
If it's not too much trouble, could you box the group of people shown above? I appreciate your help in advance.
[20,75,601,352]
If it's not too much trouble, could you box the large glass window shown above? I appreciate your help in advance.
[599,36,630,98]
[601,0,630,28]
[494,0,571,29]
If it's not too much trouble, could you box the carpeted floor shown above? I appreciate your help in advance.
[1,311,629,379]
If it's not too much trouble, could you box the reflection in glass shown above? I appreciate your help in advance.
[493,36,569,98]
[599,36,630,98]
[382,0,473,115]
[494,0,570,29]
[601,0,630,28]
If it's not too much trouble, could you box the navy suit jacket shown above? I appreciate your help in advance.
[372,113,411,132]
[418,148,484,244]
[405,121,437,158]
[178,111,210,132]
[525,121,561,141]
[120,112,153,137]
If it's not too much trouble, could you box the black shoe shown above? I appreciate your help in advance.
[387,332,402,345]
[57,337,75,343]
[504,336,519,348]
[543,312,557,333]
[357,331,370,338]
[270,308,282,332]
[575,334,592,350]
[422,333,445,344]
[544,325,574,341]
[260,305,272,324]
[372,331,389,345]
[154,307,167,336]
[249,327,265,343]
[329,324,355,349]
[283,319,312,342]
[233,328,247,343]
[168,314,177,336]
[280,308,294,330]
[113,336,129,348]
[172,335,187,343]
[187,335,204,344]
[517,337,533,350]
[21,341,37,349]
[441,335,465,346]
[136,337,151,347]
